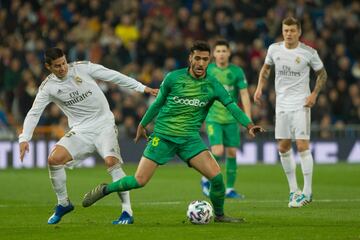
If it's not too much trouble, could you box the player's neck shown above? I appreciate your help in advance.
[284,41,299,49]
[216,61,229,69]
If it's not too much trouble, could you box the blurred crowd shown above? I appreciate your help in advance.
[0,0,359,139]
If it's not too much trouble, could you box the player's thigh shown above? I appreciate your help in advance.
[177,135,208,164]
[223,123,240,147]
[293,107,311,140]
[95,125,123,164]
[189,151,221,179]
[205,122,223,146]
[143,133,177,165]
[57,130,95,164]
[275,111,292,139]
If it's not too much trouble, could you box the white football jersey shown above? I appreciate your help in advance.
[265,41,323,112]
[19,61,145,142]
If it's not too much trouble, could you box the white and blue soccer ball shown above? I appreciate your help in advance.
[186,200,213,224]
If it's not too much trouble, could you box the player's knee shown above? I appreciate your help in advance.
[296,141,309,152]
[226,148,237,157]
[104,156,120,168]
[278,144,291,153]
[297,145,309,152]
[48,154,66,165]
[212,148,224,157]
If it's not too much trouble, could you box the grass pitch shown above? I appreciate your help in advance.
[0,163,359,240]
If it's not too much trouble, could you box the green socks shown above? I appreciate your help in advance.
[105,176,142,194]
[209,173,225,216]
[226,157,237,189]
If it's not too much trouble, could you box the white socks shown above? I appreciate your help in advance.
[201,176,208,183]
[279,149,298,193]
[108,163,133,215]
[299,150,313,196]
[48,165,69,206]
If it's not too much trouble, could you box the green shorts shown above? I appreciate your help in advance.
[143,132,208,165]
[205,121,240,147]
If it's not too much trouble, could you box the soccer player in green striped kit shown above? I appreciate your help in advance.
[201,39,252,199]
[82,41,264,223]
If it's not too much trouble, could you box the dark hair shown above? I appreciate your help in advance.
[44,47,65,65]
[190,40,211,54]
[282,17,301,30]
[214,39,230,49]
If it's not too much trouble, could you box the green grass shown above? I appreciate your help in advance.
[1,163,360,240]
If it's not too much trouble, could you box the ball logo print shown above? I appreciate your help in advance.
[186,200,213,224]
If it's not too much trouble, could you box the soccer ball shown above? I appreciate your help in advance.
[186,200,213,224]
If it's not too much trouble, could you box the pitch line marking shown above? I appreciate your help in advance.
[1,199,360,208]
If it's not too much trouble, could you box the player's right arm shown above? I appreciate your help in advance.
[135,74,171,142]
[254,64,271,105]
[19,84,51,161]
[254,44,274,105]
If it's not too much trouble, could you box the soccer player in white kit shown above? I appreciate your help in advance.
[254,17,327,208]
[19,47,158,224]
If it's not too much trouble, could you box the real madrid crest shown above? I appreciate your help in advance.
[75,76,82,84]
[295,56,301,64]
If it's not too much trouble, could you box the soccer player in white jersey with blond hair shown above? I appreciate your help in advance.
[254,17,327,208]
[19,47,157,224]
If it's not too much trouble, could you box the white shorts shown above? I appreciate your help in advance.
[56,124,123,168]
[275,107,311,140]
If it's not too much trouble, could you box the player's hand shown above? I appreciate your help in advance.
[19,141,29,162]
[247,124,265,138]
[134,124,148,143]
[144,87,159,96]
[253,88,262,105]
[304,92,317,108]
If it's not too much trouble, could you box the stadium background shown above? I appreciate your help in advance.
[0,0,359,167]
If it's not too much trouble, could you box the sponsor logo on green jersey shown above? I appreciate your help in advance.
[173,96,208,107]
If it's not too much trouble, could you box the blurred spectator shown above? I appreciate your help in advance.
[0,0,359,139]
[3,57,22,112]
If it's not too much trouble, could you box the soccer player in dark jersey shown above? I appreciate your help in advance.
[202,39,251,199]
[82,41,264,223]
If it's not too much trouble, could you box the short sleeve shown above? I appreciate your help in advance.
[264,44,275,66]
[310,50,324,71]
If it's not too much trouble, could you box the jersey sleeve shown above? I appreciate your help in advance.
[213,79,234,106]
[226,102,252,127]
[87,62,146,92]
[309,50,324,71]
[264,44,275,66]
[236,67,248,89]
[18,84,51,143]
[140,73,171,126]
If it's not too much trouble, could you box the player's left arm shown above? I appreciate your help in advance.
[240,89,251,119]
[88,62,158,96]
[304,67,327,108]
